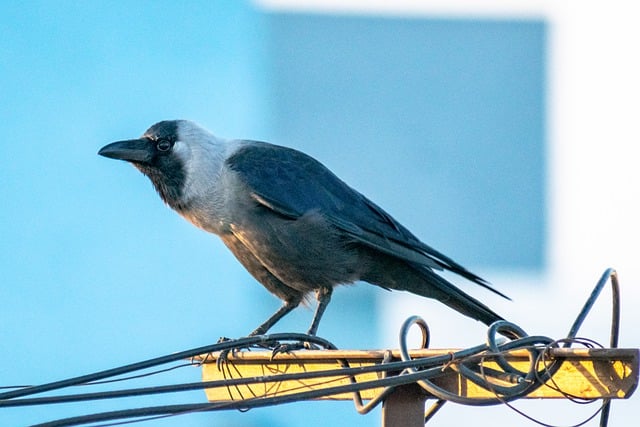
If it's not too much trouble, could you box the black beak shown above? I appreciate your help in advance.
[98,139,152,163]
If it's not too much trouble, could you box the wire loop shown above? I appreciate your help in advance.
[0,269,623,427]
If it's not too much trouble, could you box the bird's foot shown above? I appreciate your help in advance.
[215,336,245,371]
[215,336,288,368]
[270,340,320,360]
[217,336,232,344]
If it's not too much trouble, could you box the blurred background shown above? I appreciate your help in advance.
[1,1,638,425]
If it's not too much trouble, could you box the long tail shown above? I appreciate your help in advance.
[404,269,505,326]
[361,254,505,326]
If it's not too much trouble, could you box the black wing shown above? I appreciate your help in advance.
[226,141,507,299]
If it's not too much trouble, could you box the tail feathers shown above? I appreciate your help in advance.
[402,271,505,327]
[422,244,511,301]
[361,255,505,327]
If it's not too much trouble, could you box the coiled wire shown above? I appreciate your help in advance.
[0,269,622,427]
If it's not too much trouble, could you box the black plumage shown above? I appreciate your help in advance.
[99,120,509,336]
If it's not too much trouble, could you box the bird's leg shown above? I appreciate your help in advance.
[270,287,333,358]
[307,286,333,336]
[250,298,300,336]
[217,299,301,369]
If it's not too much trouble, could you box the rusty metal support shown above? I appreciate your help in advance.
[382,384,427,427]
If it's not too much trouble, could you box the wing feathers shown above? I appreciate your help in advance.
[227,141,508,300]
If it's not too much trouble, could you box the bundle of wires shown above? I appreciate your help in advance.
[0,268,621,427]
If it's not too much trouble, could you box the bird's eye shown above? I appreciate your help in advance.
[156,139,172,152]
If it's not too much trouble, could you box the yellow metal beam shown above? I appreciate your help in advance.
[198,348,638,402]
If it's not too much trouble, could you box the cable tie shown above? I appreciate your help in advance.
[441,351,456,372]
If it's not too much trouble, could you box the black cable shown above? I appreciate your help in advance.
[476,268,621,427]
[0,334,336,401]
[394,269,621,426]
[31,363,502,427]
[11,336,542,425]
[396,317,555,407]
[562,269,619,427]
[0,269,623,427]
[1,341,496,408]
[565,268,619,346]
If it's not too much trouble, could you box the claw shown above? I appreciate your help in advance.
[303,341,320,350]
[270,342,302,360]
[215,337,237,371]
[269,340,320,360]
[216,349,231,371]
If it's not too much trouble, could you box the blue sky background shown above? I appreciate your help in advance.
[0,2,545,426]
